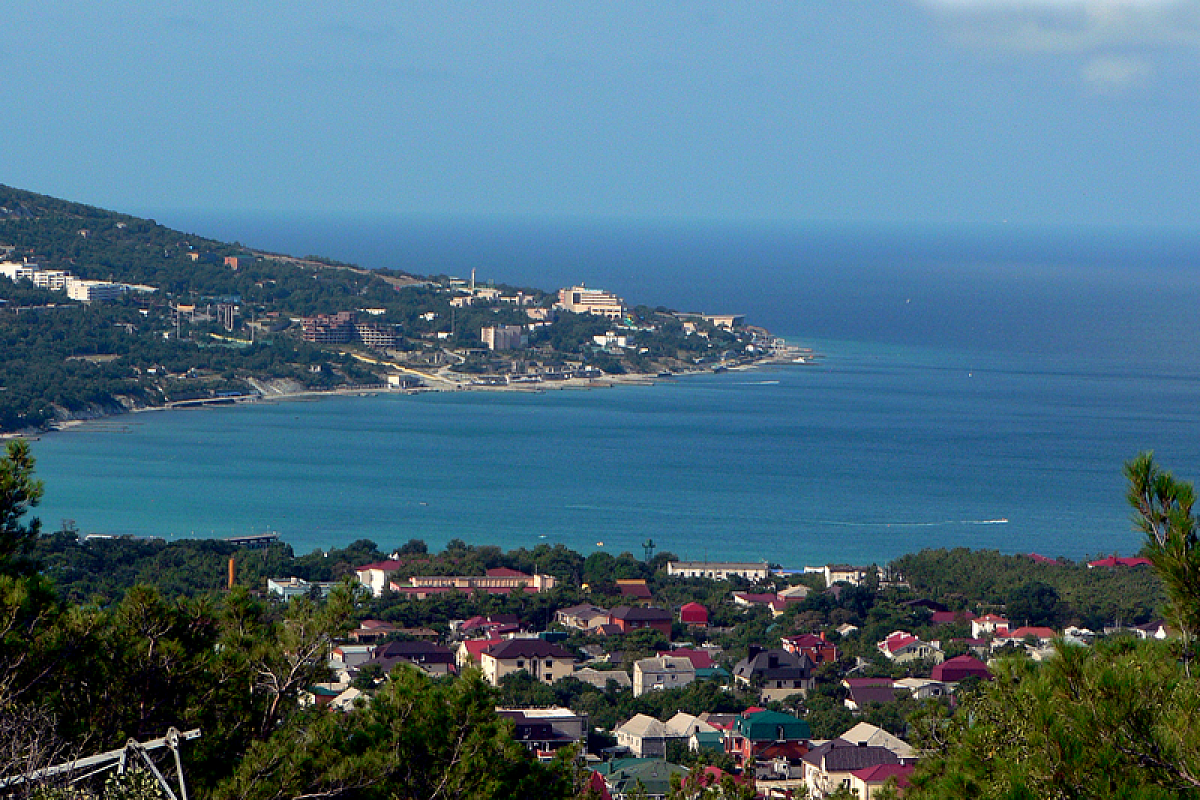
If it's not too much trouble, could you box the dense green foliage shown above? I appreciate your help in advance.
[906,454,1200,799]
[892,547,1164,629]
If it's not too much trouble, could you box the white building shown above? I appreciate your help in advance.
[556,286,624,319]
[0,262,37,282]
[32,270,72,290]
[633,656,696,697]
[666,561,771,581]
[67,279,125,303]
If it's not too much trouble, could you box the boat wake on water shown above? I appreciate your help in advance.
[818,518,1009,528]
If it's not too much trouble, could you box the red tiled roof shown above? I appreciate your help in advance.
[657,648,715,669]
[486,567,532,578]
[1025,553,1059,564]
[852,762,915,787]
[883,633,918,653]
[357,560,406,572]
[1088,556,1152,568]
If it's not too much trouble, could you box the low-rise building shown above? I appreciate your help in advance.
[555,603,611,631]
[803,739,901,798]
[572,666,632,691]
[479,638,576,686]
[666,561,771,581]
[613,715,674,758]
[592,758,689,800]
[66,279,125,303]
[732,647,816,702]
[633,655,696,697]
[498,707,587,760]
[266,576,337,600]
[610,606,673,637]
[877,631,944,664]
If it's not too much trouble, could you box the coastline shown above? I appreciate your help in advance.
[3,347,815,441]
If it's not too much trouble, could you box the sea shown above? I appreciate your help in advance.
[24,216,1200,567]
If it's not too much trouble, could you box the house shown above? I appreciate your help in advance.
[993,626,1057,648]
[803,739,900,798]
[838,723,918,761]
[931,654,993,683]
[592,758,689,800]
[615,579,653,602]
[456,614,524,638]
[725,709,811,772]
[497,706,587,760]
[613,714,674,758]
[843,679,902,712]
[1087,555,1152,568]
[329,644,375,670]
[824,565,876,587]
[478,638,576,686]
[572,666,633,691]
[781,632,839,664]
[894,677,950,700]
[456,634,502,670]
[929,610,976,626]
[732,647,816,702]
[354,560,407,597]
[778,584,811,600]
[664,711,717,739]
[679,602,709,628]
[656,648,715,670]
[364,640,456,676]
[971,614,1010,638]
[836,623,860,638]
[610,606,673,637]
[555,603,611,631]
[877,631,944,664]
[848,763,916,799]
[633,656,696,697]
[666,560,771,581]
[349,619,400,643]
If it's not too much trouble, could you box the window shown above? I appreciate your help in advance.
[545,660,553,668]
[517,660,524,669]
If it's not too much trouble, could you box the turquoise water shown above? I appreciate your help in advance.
[28,338,1200,566]
[23,219,1200,566]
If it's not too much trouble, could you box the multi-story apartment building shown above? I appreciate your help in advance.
[556,286,624,319]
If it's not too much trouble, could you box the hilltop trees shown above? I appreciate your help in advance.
[905,453,1200,799]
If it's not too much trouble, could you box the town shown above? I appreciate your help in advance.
[0,185,808,432]
[23,516,1165,800]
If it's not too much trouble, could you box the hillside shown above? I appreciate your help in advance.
[0,185,773,433]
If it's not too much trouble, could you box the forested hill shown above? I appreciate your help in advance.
[0,185,767,432]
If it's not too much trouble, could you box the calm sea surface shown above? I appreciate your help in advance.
[25,219,1200,566]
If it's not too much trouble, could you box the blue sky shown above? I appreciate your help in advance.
[5,1,1198,230]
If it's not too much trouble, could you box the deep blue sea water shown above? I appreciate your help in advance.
[25,218,1200,567]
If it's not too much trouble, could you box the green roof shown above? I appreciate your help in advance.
[691,731,725,753]
[594,758,689,797]
[734,709,811,742]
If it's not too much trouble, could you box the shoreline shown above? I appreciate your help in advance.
[2,350,813,441]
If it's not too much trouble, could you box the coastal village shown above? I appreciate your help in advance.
[0,200,811,433]
[249,544,1165,800]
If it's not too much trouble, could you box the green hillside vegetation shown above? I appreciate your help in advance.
[0,185,763,433]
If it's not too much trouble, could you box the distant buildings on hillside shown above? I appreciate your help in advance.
[0,260,149,303]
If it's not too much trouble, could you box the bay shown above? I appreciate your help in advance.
[22,218,1200,567]
[28,339,1200,567]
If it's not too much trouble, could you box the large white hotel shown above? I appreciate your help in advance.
[556,285,625,319]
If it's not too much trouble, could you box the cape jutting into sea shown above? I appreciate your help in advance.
[27,217,1200,567]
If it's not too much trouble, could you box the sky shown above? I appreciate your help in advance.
[4,1,1199,231]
